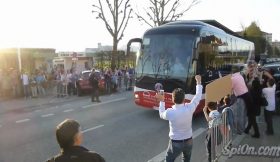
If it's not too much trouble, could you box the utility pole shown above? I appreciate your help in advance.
[17,47,22,72]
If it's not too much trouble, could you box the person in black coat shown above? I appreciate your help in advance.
[244,78,261,138]
[89,69,101,102]
[46,119,105,162]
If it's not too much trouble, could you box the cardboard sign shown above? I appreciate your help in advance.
[205,74,232,103]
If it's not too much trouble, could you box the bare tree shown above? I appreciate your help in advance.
[240,22,247,37]
[92,0,133,69]
[135,0,200,27]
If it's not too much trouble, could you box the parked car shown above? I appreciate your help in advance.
[262,63,280,87]
[76,70,105,96]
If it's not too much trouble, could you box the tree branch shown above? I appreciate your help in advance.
[118,8,132,42]
[135,11,154,28]
[153,0,161,26]
[92,4,101,10]
[117,0,130,34]
[173,0,200,20]
[114,0,118,34]
[164,0,172,5]
[105,0,115,18]
[160,0,165,24]
[118,0,125,8]
[136,0,201,27]
[93,0,114,36]
[163,0,179,22]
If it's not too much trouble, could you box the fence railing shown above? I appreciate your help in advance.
[210,106,236,162]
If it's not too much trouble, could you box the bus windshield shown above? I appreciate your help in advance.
[136,34,195,80]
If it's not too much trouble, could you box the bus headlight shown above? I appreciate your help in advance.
[135,94,139,99]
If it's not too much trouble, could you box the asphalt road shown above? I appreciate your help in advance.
[0,91,209,162]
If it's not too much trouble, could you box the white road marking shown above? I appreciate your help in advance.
[41,113,54,117]
[147,127,206,162]
[54,106,59,109]
[48,106,59,109]
[63,109,74,113]
[82,97,126,109]
[62,104,71,107]
[82,125,104,133]
[192,127,206,138]
[16,119,30,123]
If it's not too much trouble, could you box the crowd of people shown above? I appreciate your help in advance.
[54,66,135,98]
[234,60,275,137]
[153,60,277,162]
[201,60,276,162]
[0,66,135,100]
[0,68,52,99]
[101,67,135,94]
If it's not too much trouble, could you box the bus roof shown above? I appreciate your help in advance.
[198,20,243,38]
[145,20,244,39]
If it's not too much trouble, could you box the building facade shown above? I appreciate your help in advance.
[54,51,94,74]
[262,31,272,45]
[272,41,280,50]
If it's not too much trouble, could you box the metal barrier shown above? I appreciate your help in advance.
[49,80,69,97]
[210,107,235,162]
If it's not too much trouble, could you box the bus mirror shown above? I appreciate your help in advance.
[126,38,143,56]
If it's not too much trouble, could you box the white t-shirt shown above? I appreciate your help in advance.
[262,84,276,111]
[66,73,72,83]
[21,74,29,85]
[209,110,220,128]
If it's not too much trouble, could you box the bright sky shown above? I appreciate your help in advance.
[0,0,279,52]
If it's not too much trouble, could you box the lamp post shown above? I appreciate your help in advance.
[17,47,22,72]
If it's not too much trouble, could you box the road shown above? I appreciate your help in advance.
[0,91,209,162]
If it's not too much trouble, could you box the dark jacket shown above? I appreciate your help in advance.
[46,146,105,162]
[249,86,262,116]
[248,78,262,116]
[89,73,99,89]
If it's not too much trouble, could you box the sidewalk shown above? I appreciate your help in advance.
[220,114,280,162]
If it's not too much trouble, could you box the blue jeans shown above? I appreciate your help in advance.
[232,98,247,134]
[166,139,193,162]
[23,85,30,98]
[105,81,111,94]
